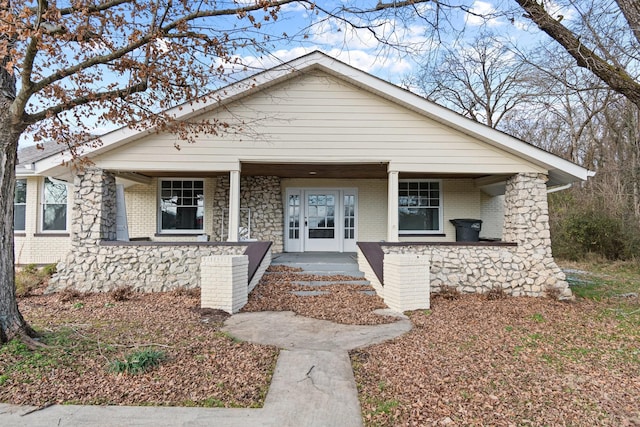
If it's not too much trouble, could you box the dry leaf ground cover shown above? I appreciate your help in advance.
[352,262,640,426]
[242,266,397,325]
[1,288,278,407]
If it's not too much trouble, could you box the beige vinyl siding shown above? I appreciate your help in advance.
[92,72,546,175]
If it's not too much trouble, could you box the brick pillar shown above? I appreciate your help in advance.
[503,173,572,299]
[383,253,430,312]
[201,255,249,314]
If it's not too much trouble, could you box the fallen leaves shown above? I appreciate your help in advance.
[2,290,278,408]
[242,270,396,325]
[352,295,640,426]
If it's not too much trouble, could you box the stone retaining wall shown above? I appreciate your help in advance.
[384,244,568,297]
[50,243,247,293]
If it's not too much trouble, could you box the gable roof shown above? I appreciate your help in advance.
[31,51,594,186]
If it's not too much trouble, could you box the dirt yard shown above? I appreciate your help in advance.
[3,262,639,427]
[1,288,278,408]
[351,290,640,426]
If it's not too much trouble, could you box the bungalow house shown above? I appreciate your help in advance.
[15,51,593,310]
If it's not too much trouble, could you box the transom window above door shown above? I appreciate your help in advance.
[398,180,442,234]
[159,179,204,233]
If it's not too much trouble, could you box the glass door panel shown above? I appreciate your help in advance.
[304,191,340,251]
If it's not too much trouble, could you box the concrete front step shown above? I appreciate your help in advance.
[292,280,371,287]
[265,270,365,278]
[274,263,362,272]
[291,289,376,296]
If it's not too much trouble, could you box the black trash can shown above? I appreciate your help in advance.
[449,219,483,242]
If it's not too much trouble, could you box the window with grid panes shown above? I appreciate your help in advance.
[159,179,204,232]
[398,180,442,233]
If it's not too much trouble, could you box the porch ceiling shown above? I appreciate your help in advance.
[109,164,502,181]
[241,163,389,179]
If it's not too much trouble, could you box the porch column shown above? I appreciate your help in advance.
[387,170,399,242]
[227,169,241,242]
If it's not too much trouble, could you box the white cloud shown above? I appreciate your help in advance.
[466,1,503,27]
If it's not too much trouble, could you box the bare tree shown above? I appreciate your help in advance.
[0,0,299,345]
[513,0,640,108]
[413,32,537,128]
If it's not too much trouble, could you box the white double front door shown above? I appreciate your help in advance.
[285,188,357,252]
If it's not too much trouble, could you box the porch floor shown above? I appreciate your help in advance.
[270,252,362,277]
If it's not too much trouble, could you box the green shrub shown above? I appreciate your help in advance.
[42,263,57,276]
[555,210,625,260]
[22,264,38,274]
[109,349,166,375]
[15,264,58,297]
[15,270,42,297]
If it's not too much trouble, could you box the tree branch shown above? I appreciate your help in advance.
[24,80,148,124]
[615,0,640,45]
[514,0,640,108]
[29,0,300,96]
[58,0,133,16]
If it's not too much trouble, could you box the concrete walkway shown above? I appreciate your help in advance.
[0,311,411,427]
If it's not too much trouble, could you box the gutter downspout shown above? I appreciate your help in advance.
[547,183,572,194]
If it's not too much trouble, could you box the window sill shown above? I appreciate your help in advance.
[34,233,70,237]
[399,233,446,237]
[14,232,26,237]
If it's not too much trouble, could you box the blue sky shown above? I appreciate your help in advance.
[20,0,577,147]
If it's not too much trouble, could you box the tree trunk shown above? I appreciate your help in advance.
[616,0,640,45]
[515,0,640,109]
[0,99,36,345]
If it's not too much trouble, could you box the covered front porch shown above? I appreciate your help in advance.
[48,164,572,308]
[107,161,513,253]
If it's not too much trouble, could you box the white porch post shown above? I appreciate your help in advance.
[227,169,241,242]
[387,170,399,242]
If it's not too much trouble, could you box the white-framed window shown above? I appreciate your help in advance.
[159,179,204,233]
[42,177,68,231]
[14,179,27,231]
[398,179,443,234]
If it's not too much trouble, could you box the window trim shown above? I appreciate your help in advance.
[157,178,205,235]
[40,177,69,233]
[14,178,27,232]
[398,179,443,235]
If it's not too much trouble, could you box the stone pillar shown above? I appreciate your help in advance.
[503,173,572,299]
[228,170,241,242]
[71,167,117,247]
[383,253,430,312]
[212,175,284,252]
[387,170,399,242]
[51,167,116,290]
[200,255,249,314]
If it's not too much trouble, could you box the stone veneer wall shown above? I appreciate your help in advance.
[385,173,571,299]
[211,175,284,252]
[49,168,249,292]
[51,242,247,293]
